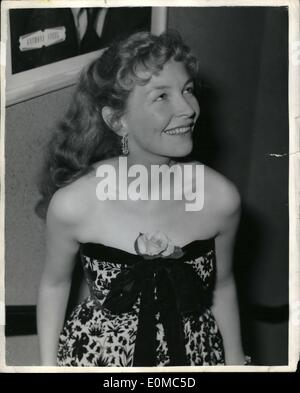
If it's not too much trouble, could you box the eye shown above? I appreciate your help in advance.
[184,85,195,95]
[155,93,168,102]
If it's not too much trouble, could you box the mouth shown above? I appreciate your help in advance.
[163,125,194,136]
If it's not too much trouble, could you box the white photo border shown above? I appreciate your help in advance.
[0,0,299,373]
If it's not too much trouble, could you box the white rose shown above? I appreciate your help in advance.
[135,231,174,257]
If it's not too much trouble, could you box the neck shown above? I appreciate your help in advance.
[116,154,179,200]
[125,152,173,171]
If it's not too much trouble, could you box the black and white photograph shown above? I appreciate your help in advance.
[1,0,299,371]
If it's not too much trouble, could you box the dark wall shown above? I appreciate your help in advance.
[168,7,288,364]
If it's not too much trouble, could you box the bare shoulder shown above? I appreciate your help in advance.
[47,159,120,231]
[46,174,97,228]
[179,160,241,217]
[203,164,241,217]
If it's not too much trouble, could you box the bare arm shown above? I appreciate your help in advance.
[211,186,245,365]
[37,192,80,366]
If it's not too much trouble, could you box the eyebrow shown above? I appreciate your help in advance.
[148,78,194,92]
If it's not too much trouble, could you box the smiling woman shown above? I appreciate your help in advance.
[35,30,248,367]
[117,59,199,161]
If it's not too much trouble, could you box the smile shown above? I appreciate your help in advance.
[163,126,192,135]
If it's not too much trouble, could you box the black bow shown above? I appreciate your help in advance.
[100,257,213,366]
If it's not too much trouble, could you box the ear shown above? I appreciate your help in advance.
[101,106,123,134]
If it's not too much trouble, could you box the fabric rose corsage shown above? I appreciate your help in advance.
[134,230,184,259]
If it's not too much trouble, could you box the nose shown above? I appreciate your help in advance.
[174,94,198,120]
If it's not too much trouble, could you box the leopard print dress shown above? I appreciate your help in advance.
[57,238,225,367]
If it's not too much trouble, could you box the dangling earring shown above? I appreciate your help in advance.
[121,134,129,156]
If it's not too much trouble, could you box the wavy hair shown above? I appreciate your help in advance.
[35,30,200,219]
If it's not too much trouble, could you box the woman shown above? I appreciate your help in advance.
[36,30,247,366]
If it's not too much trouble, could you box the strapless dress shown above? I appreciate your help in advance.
[57,238,225,366]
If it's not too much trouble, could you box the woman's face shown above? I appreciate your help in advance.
[121,58,200,163]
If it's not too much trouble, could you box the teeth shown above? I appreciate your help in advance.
[164,126,191,135]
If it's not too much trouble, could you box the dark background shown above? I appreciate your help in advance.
[5,7,288,365]
[173,7,289,364]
